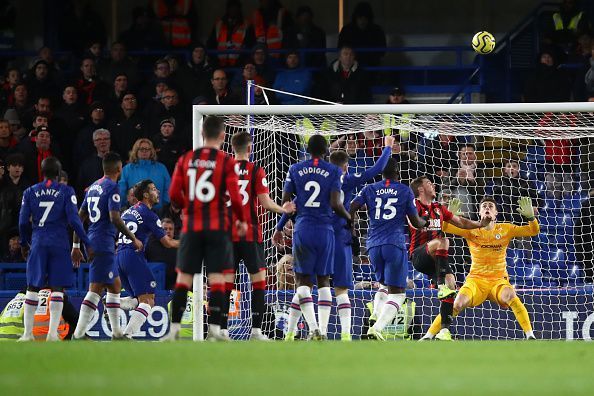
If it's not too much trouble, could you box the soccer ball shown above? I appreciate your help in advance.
[472,31,496,55]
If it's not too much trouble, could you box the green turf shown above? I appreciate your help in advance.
[1,341,593,396]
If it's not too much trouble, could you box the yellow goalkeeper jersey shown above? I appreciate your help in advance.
[442,219,540,280]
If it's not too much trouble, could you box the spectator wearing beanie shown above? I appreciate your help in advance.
[151,118,185,174]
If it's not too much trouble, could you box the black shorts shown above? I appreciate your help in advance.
[177,231,234,275]
[411,243,453,285]
[234,241,265,274]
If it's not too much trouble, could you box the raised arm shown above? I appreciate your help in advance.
[510,197,540,237]
[356,135,393,182]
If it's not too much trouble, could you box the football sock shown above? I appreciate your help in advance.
[74,291,100,339]
[372,287,388,319]
[509,296,533,333]
[124,303,152,337]
[208,283,225,326]
[435,249,449,284]
[170,284,189,323]
[105,292,122,336]
[22,291,39,338]
[440,297,455,329]
[428,308,460,336]
[251,280,266,330]
[296,286,319,331]
[374,293,405,331]
[120,296,139,311]
[286,293,301,334]
[317,287,332,335]
[47,291,64,339]
[336,293,352,335]
[220,281,234,330]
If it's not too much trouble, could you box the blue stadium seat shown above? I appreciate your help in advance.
[353,263,375,283]
[4,272,27,290]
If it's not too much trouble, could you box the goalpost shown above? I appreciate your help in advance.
[191,102,594,341]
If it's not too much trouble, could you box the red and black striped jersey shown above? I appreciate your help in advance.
[169,148,245,233]
[408,199,454,257]
[232,160,269,243]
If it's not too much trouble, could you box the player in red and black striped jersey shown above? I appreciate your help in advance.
[409,176,488,340]
[163,116,248,342]
[219,131,295,340]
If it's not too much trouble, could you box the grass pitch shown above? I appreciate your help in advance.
[1,341,592,396]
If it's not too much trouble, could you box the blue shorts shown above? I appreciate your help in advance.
[368,245,408,288]
[89,252,118,285]
[116,249,156,297]
[332,242,353,288]
[292,228,335,276]
[27,245,73,288]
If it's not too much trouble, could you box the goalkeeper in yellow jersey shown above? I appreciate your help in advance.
[421,196,539,340]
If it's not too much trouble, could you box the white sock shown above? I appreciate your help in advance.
[124,303,151,337]
[525,330,535,339]
[167,322,181,337]
[374,293,405,331]
[22,291,39,337]
[47,291,64,339]
[296,286,319,331]
[74,292,101,339]
[336,293,352,335]
[286,293,301,333]
[373,287,388,318]
[209,324,221,335]
[105,292,122,337]
[317,287,332,335]
[120,296,139,311]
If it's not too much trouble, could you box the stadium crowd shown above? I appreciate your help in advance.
[1,0,594,291]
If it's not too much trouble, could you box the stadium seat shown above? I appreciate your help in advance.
[4,273,27,290]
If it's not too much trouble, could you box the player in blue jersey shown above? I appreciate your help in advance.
[350,157,427,340]
[276,134,395,341]
[71,152,144,340]
[116,179,179,339]
[281,134,351,341]
[17,157,92,342]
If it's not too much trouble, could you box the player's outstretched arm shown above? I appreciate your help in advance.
[331,190,351,221]
[160,236,180,249]
[354,135,394,184]
[258,193,296,214]
[110,210,143,252]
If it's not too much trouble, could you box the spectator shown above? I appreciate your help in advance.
[542,0,589,58]
[252,0,292,60]
[540,113,576,199]
[273,51,312,105]
[151,0,198,48]
[575,188,594,283]
[493,159,539,223]
[323,46,371,104]
[158,202,182,235]
[119,6,166,51]
[119,138,171,210]
[0,154,28,253]
[146,218,178,289]
[337,1,386,67]
[0,118,17,162]
[18,125,62,182]
[417,132,459,189]
[76,128,111,198]
[174,42,213,103]
[151,118,185,174]
[145,88,189,139]
[207,0,256,67]
[98,41,139,88]
[12,83,29,121]
[21,95,53,135]
[84,39,107,71]
[284,5,327,67]
[208,69,239,104]
[73,101,108,169]
[25,59,59,103]
[140,58,174,105]
[3,109,25,142]
[59,170,69,185]
[451,144,484,220]
[331,134,373,174]
[108,92,147,161]
[53,85,87,151]
[104,73,129,116]
[252,43,276,85]
[0,67,21,109]
[2,232,24,262]
[386,87,410,104]
[523,49,571,102]
[123,187,138,211]
[37,46,62,82]
[73,57,110,105]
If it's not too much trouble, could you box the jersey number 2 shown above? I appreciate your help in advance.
[304,181,321,208]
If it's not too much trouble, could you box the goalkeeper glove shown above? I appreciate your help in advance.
[448,197,463,216]
[516,197,535,220]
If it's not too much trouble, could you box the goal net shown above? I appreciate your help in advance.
[193,102,594,341]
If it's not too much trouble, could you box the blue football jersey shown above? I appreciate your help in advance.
[117,202,166,251]
[283,158,342,232]
[83,177,121,253]
[352,179,417,249]
[18,179,89,249]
